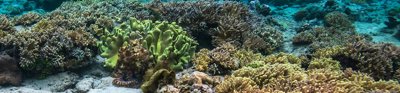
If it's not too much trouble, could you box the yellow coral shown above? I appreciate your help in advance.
[308,57,341,71]
[233,49,264,67]
[313,45,347,58]
[216,77,259,93]
[192,49,212,72]
[264,52,303,65]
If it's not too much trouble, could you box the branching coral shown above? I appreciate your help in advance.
[243,25,283,54]
[192,43,266,74]
[13,12,42,26]
[0,15,15,37]
[344,41,400,80]
[263,52,304,65]
[148,1,270,49]
[324,11,355,30]
[215,77,259,93]
[308,57,341,71]
[192,49,212,72]
[232,64,307,90]
[0,55,22,86]
[292,26,368,51]
[0,26,97,76]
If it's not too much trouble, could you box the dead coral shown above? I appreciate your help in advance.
[13,12,42,26]
[0,55,22,86]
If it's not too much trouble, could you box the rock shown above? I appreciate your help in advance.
[23,72,79,92]
[0,87,51,93]
[88,86,141,93]
[0,55,22,86]
[92,77,114,89]
[76,77,95,92]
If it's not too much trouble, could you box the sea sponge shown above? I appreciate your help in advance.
[0,55,22,86]
[215,77,259,93]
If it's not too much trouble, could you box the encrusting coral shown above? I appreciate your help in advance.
[0,55,22,86]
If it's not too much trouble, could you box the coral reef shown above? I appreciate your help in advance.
[142,20,197,71]
[112,39,151,88]
[0,15,15,36]
[292,26,368,51]
[344,41,400,80]
[0,26,97,76]
[324,11,355,30]
[243,25,283,54]
[215,77,259,93]
[13,12,42,26]
[192,43,265,75]
[0,55,22,86]
[171,71,223,92]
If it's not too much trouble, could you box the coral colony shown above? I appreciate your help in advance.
[1,0,400,93]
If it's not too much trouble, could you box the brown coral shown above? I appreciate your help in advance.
[243,25,283,54]
[0,55,22,86]
[345,41,400,80]
[13,12,42,26]
[215,77,259,93]
[192,49,212,72]
[0,15,15,34]
[174,71,223,93]
[112,39,151,88]
[324,11,354,30]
